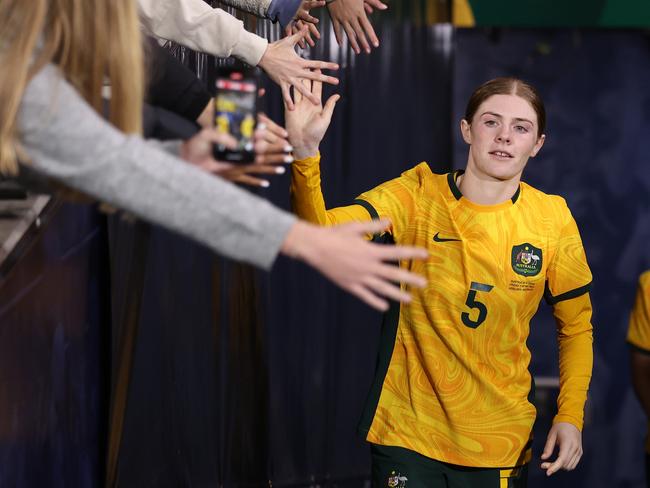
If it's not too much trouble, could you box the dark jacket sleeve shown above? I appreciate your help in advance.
[145,37,212,122]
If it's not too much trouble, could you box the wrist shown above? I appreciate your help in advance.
[281,220,318,262]
[293,145,319,160]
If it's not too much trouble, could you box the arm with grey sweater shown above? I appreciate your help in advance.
[19,64,293,269]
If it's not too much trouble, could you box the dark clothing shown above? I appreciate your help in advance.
[146,38,212,122]
[371,444,528,488]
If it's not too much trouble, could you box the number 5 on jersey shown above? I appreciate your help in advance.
[461,281,494,329]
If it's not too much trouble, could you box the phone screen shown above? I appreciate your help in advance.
[213,70,258,163]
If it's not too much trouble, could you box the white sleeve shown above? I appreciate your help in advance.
[137,0,268,66]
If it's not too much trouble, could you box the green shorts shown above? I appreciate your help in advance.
[371,444,528,488]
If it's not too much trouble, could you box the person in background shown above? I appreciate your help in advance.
[628,270,650,488]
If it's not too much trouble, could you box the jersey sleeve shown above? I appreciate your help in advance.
[551,293,593,430]
[628,272,650,353]
[544,202,592,303]
[290,153,376,226]
[544,201,594,430]
[290,153,422,239]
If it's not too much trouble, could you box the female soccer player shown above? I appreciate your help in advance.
[286,76,594,487]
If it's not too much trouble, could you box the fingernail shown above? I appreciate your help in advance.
[284,145,293,152]
[284,155,294,163]
[276,166,286,174]
[260,181,270,188]
[258,122,267,130]
[373,41,379,47]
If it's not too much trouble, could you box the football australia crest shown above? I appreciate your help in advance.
[387,471,408,488]
[511,243,543,277]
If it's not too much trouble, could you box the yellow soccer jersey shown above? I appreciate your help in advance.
[291,155,594,468]
[627,271,650,452]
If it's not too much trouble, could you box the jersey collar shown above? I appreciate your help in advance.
[447,170,521,204]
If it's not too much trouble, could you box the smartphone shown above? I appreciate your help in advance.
[213,66,259,163]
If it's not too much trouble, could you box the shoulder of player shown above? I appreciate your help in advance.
[520,182,571,216]
[395,162,450,193]
[639,270,650,290]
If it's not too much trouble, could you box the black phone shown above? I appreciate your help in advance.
[213,66,259,163]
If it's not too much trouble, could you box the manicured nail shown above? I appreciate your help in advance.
[260,181,270,187]
[258,123,267,130]
[284,145,293,152]
[373,41,379,47]
[276,166,286,174]
[284,155,294,163]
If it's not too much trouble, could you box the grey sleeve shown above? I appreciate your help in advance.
[146,139,183,156]
[17,64,297,270]
[219,0,272,18]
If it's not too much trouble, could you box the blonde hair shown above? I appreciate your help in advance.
[0,0,144,175]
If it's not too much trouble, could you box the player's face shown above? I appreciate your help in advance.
[460,94,545,182]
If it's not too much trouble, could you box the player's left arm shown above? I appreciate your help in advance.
[540,292,593,476]
[541,204,594,476]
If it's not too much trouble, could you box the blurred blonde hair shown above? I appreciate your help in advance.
[0,0,144,175]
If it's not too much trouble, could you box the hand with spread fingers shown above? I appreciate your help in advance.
[284,71,340,160]
[286,19,321,49]
[282,218,428,311]
[180,114,293,188]
[258,27,339,110]
[285,0,325,49]
[540,422,583,476]
[327,0,387,54]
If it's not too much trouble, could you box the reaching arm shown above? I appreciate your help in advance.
[138,0,268,66]
[286,76,374,226]
[20,64,293,269]
[17,64,428,310]
[137,0,338,109]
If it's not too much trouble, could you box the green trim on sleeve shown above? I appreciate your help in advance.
[628,342,650,356]
[544,282,592,305]
[352,198,380,220]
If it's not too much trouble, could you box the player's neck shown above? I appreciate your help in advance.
[457,166,521,206]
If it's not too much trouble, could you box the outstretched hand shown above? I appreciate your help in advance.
[327,0,387,54]
[284,72,340,160]
[540,422,583,476]
[258,27,339,110]
[180,115,293,188]
[282,218,428,311]
[285,0,325,48]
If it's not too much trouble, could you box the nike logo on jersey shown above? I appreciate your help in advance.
[433,232,461,243]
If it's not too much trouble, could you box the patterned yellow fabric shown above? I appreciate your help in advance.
[291,155,594,467]
[627,271,650,453]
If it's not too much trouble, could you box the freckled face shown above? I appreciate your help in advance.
[460,94,545,182]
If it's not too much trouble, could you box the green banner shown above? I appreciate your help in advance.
[466,0,650,27]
